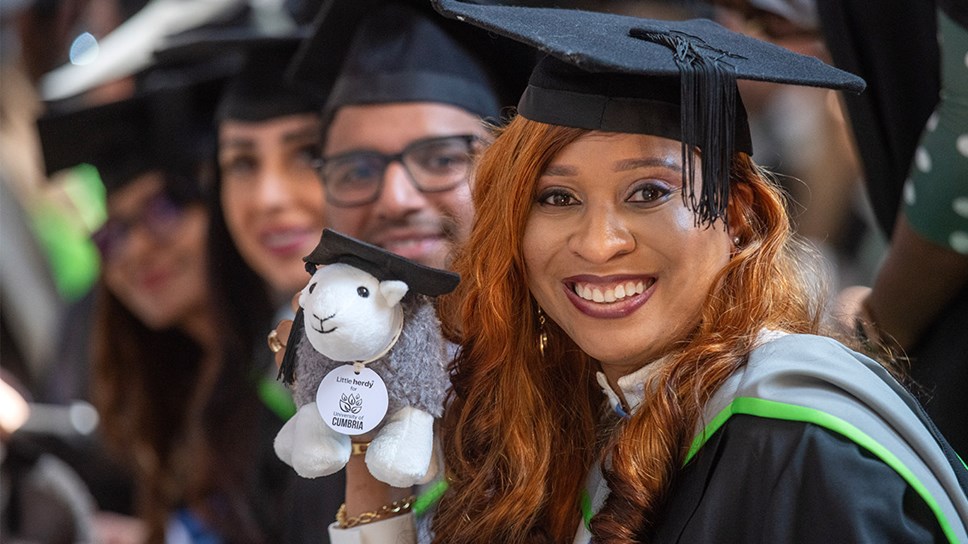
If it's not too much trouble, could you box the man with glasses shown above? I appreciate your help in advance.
[289,0,532,270]
[273,1,531,538]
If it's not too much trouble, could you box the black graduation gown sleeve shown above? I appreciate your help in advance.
[652,415,947,543]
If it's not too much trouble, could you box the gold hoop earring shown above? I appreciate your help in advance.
[537,307,548,357]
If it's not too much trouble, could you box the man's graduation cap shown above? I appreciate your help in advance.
[304,229,460,297]
[431,0,866,224]
[278,228,459,384]
[286,0,535,123]
[37,75,224,196]
[154,10,322,123]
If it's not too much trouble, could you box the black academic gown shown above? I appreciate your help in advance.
[654,416,946,542]
[604,333,968,544]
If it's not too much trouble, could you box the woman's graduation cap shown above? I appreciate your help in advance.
[37,75,224,196]
[286,0,535,123]
[431,0,866,224]
[154,8,322,123]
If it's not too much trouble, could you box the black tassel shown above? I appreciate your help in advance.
[278,307,305,384]
[629,28,742,226]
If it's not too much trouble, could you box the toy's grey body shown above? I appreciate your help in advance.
[291,293,450,414]
[274,261,452,487]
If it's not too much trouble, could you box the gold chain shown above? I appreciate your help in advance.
[336,495,417,529]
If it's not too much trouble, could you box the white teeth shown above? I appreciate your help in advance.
[573,279,653,303]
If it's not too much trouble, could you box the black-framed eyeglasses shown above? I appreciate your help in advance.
[92,191,187,262]
[313,134,479,207]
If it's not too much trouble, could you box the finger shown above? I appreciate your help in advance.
[272,320,293,369]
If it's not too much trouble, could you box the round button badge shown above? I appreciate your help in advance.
[316,365,389,435]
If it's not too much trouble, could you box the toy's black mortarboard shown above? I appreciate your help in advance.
[154,15,322,123]
[278,227,459,384]
[304,229,460,297]
[287,0,534,122]
[432,0,866,224]
[37,75,224,196]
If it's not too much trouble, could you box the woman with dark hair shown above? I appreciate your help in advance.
[320,2,968,543]
[171,20,343,543]
[38,78,223,543]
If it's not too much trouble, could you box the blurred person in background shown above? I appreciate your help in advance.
[818,0,968,455]
[711,0,871,289]
[0,0,107,401]
[37,71,226,543]
[155,7,346,542]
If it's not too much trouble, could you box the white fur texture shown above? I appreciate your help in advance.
[365,406,436,487]
[299,263,406,362]
[273,404,350,479]
[276,262,452,486]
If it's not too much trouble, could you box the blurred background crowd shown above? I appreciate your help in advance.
[1,0,964,542]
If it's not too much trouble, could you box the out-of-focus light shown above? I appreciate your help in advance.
[69,32,100,66]
[69,401,99,435]
[0,378,30,435]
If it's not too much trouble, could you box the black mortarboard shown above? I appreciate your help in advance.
[287,0,534,122]
[304,229,460,297]
[432,0,866,224]
[37,75,223,196]
[154,14,322,123]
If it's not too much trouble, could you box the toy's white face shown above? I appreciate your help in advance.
[299,263,407,362]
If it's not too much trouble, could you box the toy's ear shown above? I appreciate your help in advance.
[379,280,409,307]
[298,281,315,309]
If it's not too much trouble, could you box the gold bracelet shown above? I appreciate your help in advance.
[336,495,416,529]
[351,441,370,456]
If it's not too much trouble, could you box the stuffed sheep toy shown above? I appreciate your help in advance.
[274,228,458,487]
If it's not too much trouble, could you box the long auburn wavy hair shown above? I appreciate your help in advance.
[434,115,830,543]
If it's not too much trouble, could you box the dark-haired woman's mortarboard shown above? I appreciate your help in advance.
[154,10,322,123]
[286,0,535,122]
[432,0,866,225]
[37,76,224,196]
[304,228,460,297]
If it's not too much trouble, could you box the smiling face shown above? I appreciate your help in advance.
[522,132,734,376]
[101,173,209,330]
[218,113,326,295]
[323,102,482,269]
